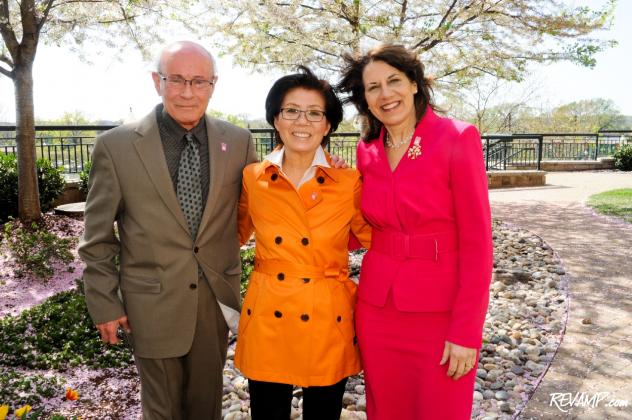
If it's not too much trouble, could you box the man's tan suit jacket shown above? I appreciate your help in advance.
[79,110,257,358]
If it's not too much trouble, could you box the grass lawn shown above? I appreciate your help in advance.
[587,189,632,223]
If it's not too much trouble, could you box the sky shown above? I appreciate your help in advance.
[0,0,631,123]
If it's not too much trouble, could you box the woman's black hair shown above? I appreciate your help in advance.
[265,65,343,147]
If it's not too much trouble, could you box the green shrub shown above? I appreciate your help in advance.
[0,154,19,222]
[0,154,66,221]
[2,218,76,279]
[614,144,632,171]
[0,367,64,412]
[0,282,134,370]
[37,158,66,211]
[78,160,92,195]
[240,246,255,297]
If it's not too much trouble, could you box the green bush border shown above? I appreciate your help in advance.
[0,154,66,222]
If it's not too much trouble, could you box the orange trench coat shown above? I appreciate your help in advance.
[234,158,372,387]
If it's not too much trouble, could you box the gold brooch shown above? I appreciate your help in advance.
[407,136,422,160]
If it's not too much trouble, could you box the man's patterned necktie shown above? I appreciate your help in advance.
[177,133,203,240]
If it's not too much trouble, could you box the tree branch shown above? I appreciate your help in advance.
[416,0,500,53]
[49,0,112,10]
[266,32,338,58]
[0,0,20,58]
[0,63,13,78]
[20,0,40,45]
[274,2,325,12]
[296,3,325,12]
[51,14,141,26]
[395,0,407,37]
[37,0,56,31]
[118,3,146,55]
[338,1,359,24]
[0,51,13,66]
[99,14,141,24]
[412,0,458,50]
[436,65,499,80]
[436,65,471,79]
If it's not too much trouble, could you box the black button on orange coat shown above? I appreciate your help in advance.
[235,159,371,387]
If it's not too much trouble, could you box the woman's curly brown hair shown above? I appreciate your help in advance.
[337,44,436,142]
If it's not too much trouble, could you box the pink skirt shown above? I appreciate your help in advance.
[355,293,477,420]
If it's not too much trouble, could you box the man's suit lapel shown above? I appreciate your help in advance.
[132,112,190,235]
[198,116,229,234]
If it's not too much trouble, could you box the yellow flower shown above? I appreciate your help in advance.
[0,404,9,420]
[15,405,32,418]
[65,387,79,401]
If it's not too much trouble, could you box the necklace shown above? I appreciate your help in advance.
[385,128,415,149]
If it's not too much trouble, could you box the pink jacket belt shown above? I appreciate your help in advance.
[370,229,458,260]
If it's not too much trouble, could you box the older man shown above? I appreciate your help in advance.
[79,41,256,419]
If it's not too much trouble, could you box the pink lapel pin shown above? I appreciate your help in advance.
[221,143,228,152]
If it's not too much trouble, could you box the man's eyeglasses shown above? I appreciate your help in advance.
[159,74,216,91]
[280,108,326,122]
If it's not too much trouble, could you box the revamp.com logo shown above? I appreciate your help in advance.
[549,392,629,413]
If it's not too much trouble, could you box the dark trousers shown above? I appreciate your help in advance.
[134,277,229,420]
[249,377,348,420]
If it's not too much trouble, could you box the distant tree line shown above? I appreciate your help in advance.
[450,98,629,134]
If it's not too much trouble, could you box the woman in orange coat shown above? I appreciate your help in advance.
[234,66,371,420]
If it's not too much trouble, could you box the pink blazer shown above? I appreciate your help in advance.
[357,107,493,349]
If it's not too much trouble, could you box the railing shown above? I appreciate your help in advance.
[539,133,623,161]
[482,132,630,170]
[0,125,361,173]
[1,126,630,173]
[0,125,116,173]
[484,135,543,171]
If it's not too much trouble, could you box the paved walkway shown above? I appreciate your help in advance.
[489,171,632,419]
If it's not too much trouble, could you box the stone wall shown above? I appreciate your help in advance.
[52,181,85,207]
[488,171,546,189]
[540,157,615,172]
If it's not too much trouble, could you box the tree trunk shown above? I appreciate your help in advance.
[14,60,41,222]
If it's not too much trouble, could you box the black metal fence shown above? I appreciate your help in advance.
[482,132,630,170]
[0,125,116,173]
[1,125,630,173]
[484,135,544,170]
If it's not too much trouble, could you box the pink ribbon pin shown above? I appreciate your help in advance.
[221,143,227,152]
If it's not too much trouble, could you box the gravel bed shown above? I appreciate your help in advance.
[1,218,569,419]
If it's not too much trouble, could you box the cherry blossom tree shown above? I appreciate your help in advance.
[0,0,203,221]
[209,0,616,86]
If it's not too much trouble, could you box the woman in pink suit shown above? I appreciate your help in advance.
[338,44,493,419]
